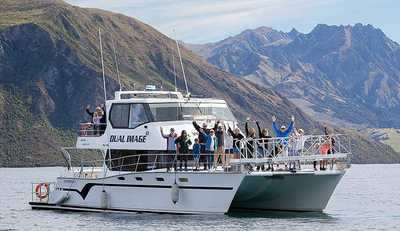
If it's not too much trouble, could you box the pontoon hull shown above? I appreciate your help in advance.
[230,170,345,212]
[30,172,244,214]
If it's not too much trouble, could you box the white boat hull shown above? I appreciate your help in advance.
[230,170,345,212]
[31,172,245,214]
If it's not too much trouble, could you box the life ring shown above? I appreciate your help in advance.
[35,183,49,199]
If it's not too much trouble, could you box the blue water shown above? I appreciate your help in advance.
[1,165,399,231]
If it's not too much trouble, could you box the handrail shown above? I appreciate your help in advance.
[78,122,107,137]
[61,134,351,178]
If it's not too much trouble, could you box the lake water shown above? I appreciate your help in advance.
[1,165,399,231]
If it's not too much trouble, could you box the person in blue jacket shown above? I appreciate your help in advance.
[192,138,201,171]
[272,115,295,138]
[272,115,295,167]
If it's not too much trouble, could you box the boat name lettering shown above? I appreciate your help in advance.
[109,135,147,143]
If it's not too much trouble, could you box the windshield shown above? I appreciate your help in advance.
[148,102,236,122]
[149,103,180,122]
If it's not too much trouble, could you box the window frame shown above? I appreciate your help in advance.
[109,103,153,129]
[109,102,237,128]
[109,103,131,129]
[148,102,182,122]
[129,103,152,129]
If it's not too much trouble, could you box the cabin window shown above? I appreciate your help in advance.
[156,177,164,182]
[149,103,180,121]
[135,177,143,181]
[180,103,236,121]
[109,104,130,128]
[129,104,149,128]
[179,177,188,183]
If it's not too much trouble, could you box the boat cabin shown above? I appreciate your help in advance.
[76,90,239,170]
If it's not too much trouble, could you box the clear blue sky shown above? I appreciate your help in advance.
[66,0,399,44]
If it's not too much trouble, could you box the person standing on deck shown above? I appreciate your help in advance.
[86,104,106,135]
[160,127,177,171]
[257,121,273,171]
[272,115,295,169]
[192,138,201,171]
[175,130,192,171]
[228,126,245,159]
[193,121,210,170]
[272,115,295,138]
[245,118,257,159]
[214,121,226,168]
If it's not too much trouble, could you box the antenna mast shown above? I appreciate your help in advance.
[172,53,177,92]
[111,37,122,91]
[174,31,189,96]
[98,28,107,103]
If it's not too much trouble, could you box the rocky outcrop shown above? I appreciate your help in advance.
[189,24,400,129]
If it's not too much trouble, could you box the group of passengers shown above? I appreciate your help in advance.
[161,115,336,172]
[84,104,107,135]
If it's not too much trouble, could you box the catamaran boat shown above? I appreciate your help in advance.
[29,89,351,214]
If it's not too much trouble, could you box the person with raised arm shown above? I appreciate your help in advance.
[256,121,273,171]
[272,115,295,138]
[228,126,244,159]
[244,118,257,168]
[192,121,210,170]
[160,127,177,171]
[272,115,295,170]
[214,120,226,167]
[86,104,106,135]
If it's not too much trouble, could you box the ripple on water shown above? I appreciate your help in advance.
[1,165,400,231]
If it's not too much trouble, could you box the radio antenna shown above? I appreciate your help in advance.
[172,52,177,92]
[98,27,107,103]
[174,30,189,96]
[111,37,122,91]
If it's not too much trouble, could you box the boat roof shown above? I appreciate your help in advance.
[109,90,227,104]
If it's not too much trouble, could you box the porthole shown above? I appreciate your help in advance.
[179,177,188,183]
[135,177,143,181]
[156,177,164,182]
[118,177,125,180]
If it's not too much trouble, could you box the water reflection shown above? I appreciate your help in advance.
[228,209,335,220]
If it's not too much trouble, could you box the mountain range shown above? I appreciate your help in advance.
[0,0,399,166]
[188,24,400,129]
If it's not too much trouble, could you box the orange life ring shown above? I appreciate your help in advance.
[35,183,49,199]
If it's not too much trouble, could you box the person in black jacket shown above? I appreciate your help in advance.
[192,121,210,170]
[256,121,273,171]
[174,130,192,171]
[245,119,257,158]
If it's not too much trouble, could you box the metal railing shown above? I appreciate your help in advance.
[60,134,351,178]
[234,134,351,167]
[78,123,107,137]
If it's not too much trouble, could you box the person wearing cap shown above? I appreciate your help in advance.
[272,115,295,138]
[272,115,295,170]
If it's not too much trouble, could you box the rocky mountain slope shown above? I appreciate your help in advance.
[188,25,400,129]
[0,0,398,166]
